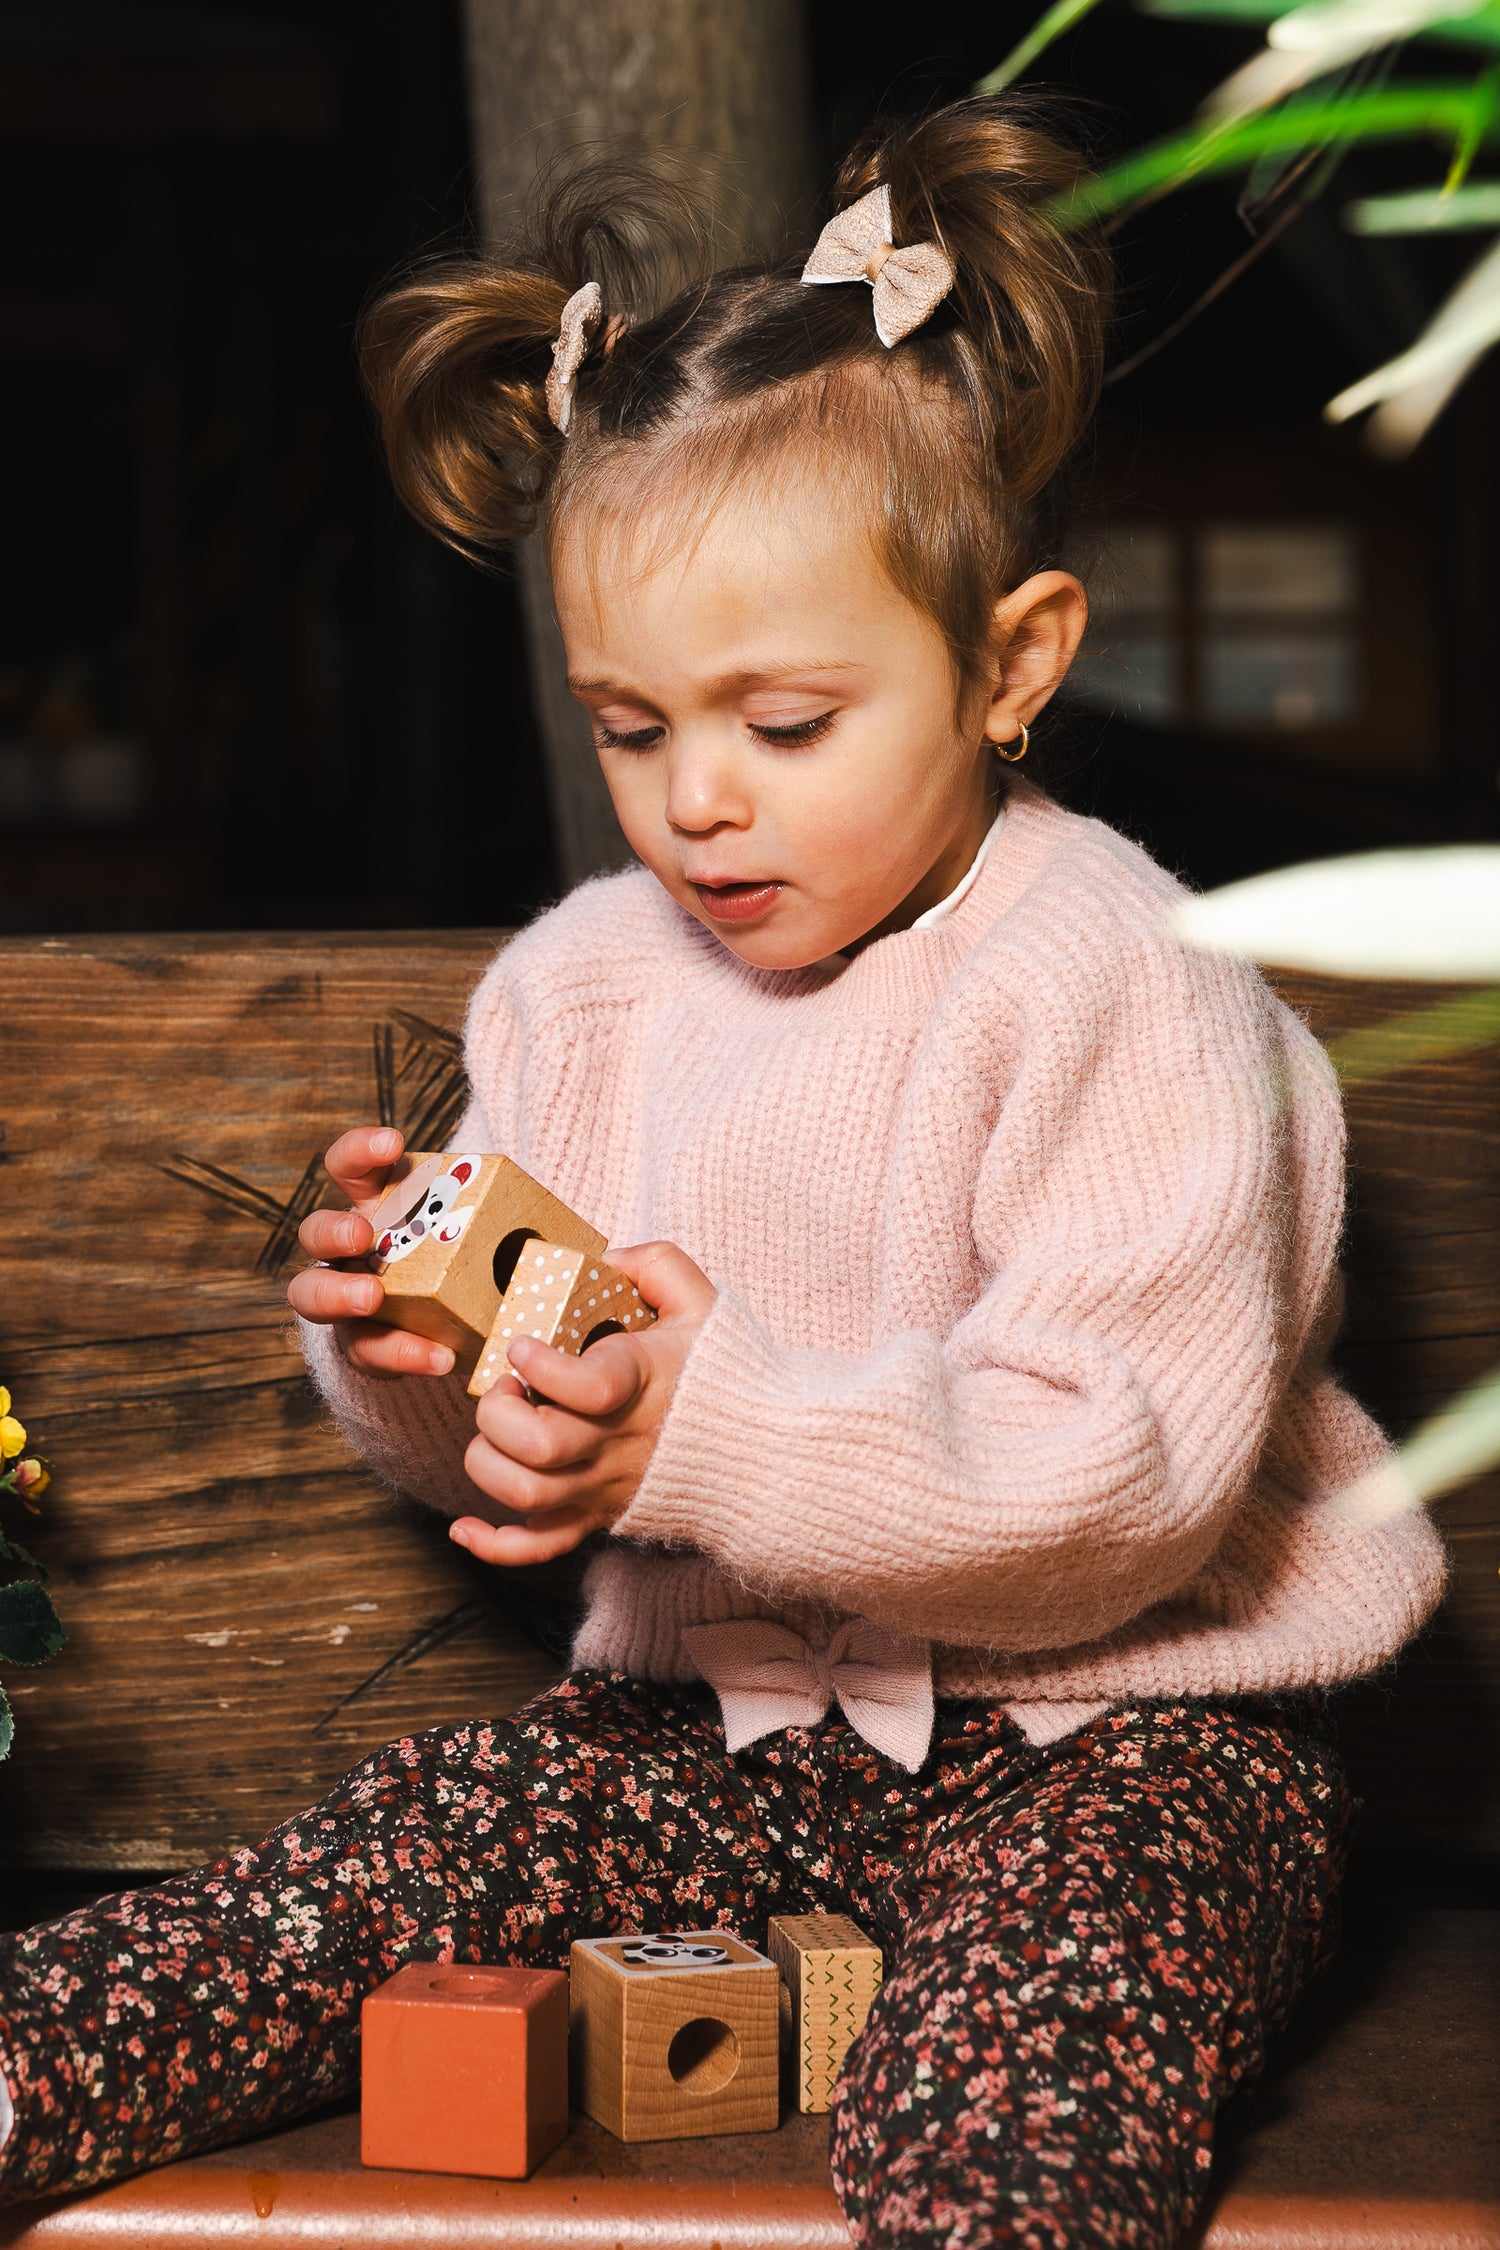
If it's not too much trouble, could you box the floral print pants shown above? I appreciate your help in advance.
[0,1671,1352,2246]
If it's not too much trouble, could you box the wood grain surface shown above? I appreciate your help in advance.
[0,932,563,1871]
[1271,971,1500,1858]
[0,939,1494,1871]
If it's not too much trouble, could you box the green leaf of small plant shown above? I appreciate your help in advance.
[0,1578,66,1667]
[1326,984,1500,1082]
[0,1681,12,1763]
[1050,83,1497,227]
[976,0,1108,92]
[0,1525,46,1579]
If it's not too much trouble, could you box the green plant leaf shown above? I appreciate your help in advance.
[1050,82,1495,226]
[976,0,1107,91]
[0,1578,66,1667]
[1330,1363,1500,1527]
[1144,0,1290,20]
[1326,984,1500,1082]
[0,1682,11,1763]
[1347,177,1500,221]
[0,1524,46,1578]
[1170,846,1500,976]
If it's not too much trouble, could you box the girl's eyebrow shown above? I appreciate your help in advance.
[569,659,864,698]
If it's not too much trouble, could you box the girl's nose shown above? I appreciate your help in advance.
[664,740,752,836]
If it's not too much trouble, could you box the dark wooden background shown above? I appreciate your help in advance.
[0,935,1495,1872]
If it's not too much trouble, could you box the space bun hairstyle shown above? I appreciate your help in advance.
[359,95,1112,688]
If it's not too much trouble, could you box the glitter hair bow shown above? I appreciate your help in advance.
[800,181,956,348]
[545,280,602,435]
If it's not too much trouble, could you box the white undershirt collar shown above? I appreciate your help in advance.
[908,803,1005,928]
[815,802,1005,975]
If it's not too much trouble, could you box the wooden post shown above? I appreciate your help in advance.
[459,0,815,887]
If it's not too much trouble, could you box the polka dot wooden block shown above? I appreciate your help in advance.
[766,1913,883,2114]
[365,1150,607,1371]
[468,1239,657,1399]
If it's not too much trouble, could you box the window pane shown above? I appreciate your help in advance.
[1080,524,1177,615]
[1202,633,1356,728]
[1200,525,1356,615]
[1069,634,1181,724]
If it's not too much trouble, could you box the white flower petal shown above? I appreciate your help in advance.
[1171,846,1500,976]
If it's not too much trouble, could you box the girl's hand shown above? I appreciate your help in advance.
[287,1127,457,1380]
[450,1241,716,1566]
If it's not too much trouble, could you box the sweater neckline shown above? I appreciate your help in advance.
[665,779,1064,1018]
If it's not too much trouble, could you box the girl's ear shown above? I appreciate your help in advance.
[979,571,1089,748]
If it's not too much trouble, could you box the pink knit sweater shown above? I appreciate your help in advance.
[303,782,1445,1742]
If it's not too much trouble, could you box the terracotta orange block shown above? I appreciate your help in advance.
[360,1962,570,2178]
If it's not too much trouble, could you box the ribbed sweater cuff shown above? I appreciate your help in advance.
[617,1285,813,1574]
[297,1316,479,1518]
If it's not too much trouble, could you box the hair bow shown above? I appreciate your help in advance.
[800,181,956,348]
[545,280,602,435]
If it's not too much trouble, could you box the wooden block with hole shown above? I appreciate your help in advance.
[360,1961,570,2178]
[766,1912,883,2114]
[366,1150,605,1371]
[568,1931,781,2142]
[468,1240,657,1398]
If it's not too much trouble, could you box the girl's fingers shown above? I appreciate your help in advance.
[473,1386,601,1471]
[507,1331,645,1417]
[463,1430,597,1516]
[342,1324,455,1378]
[287,1266,385,1323]
[607,1239,717,1323]
[298,1206,375,1262]
[448,1508,592,1567]
[324,1126,406,1211]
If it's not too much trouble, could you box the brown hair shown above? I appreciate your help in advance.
[360,96,1112,688]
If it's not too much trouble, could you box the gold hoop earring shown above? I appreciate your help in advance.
[994,720,1029,764]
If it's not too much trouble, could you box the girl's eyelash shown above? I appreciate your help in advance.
[750,712,836,746]
[597,724,665,750]
[597,713,837,751]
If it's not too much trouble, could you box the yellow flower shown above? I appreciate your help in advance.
[12,1458,49,1500]
[0,1388,9,1419]
[0,1416,25,1460]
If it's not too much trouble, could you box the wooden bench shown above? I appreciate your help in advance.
[0,932,1495,2246]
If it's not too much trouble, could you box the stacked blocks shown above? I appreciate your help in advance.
[364,1150,606,1370]
[569,1931,781,2142]
[360,1961,570,2178]
[766,1913,883,2113]
[469,1240,656,1400]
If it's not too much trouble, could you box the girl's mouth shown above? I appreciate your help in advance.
[692,880,785,924]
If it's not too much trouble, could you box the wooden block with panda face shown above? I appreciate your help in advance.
[468,1239,657,1399]
[366,1152,606,1368]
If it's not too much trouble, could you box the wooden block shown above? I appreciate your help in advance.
[368,1150,606,1369]
[468,1240,657,1398]
[569,1930,781,2143]
[766,1913,882,2114]
[360,1961,570,2178]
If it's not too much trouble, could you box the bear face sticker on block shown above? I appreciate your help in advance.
[370,1155,481,1263]
[364,1151,609,1370]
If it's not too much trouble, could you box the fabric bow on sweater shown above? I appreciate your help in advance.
[680,1617,935,1773]
[800,182,956,347]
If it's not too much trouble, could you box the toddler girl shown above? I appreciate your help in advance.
[0,97,1444,2248]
